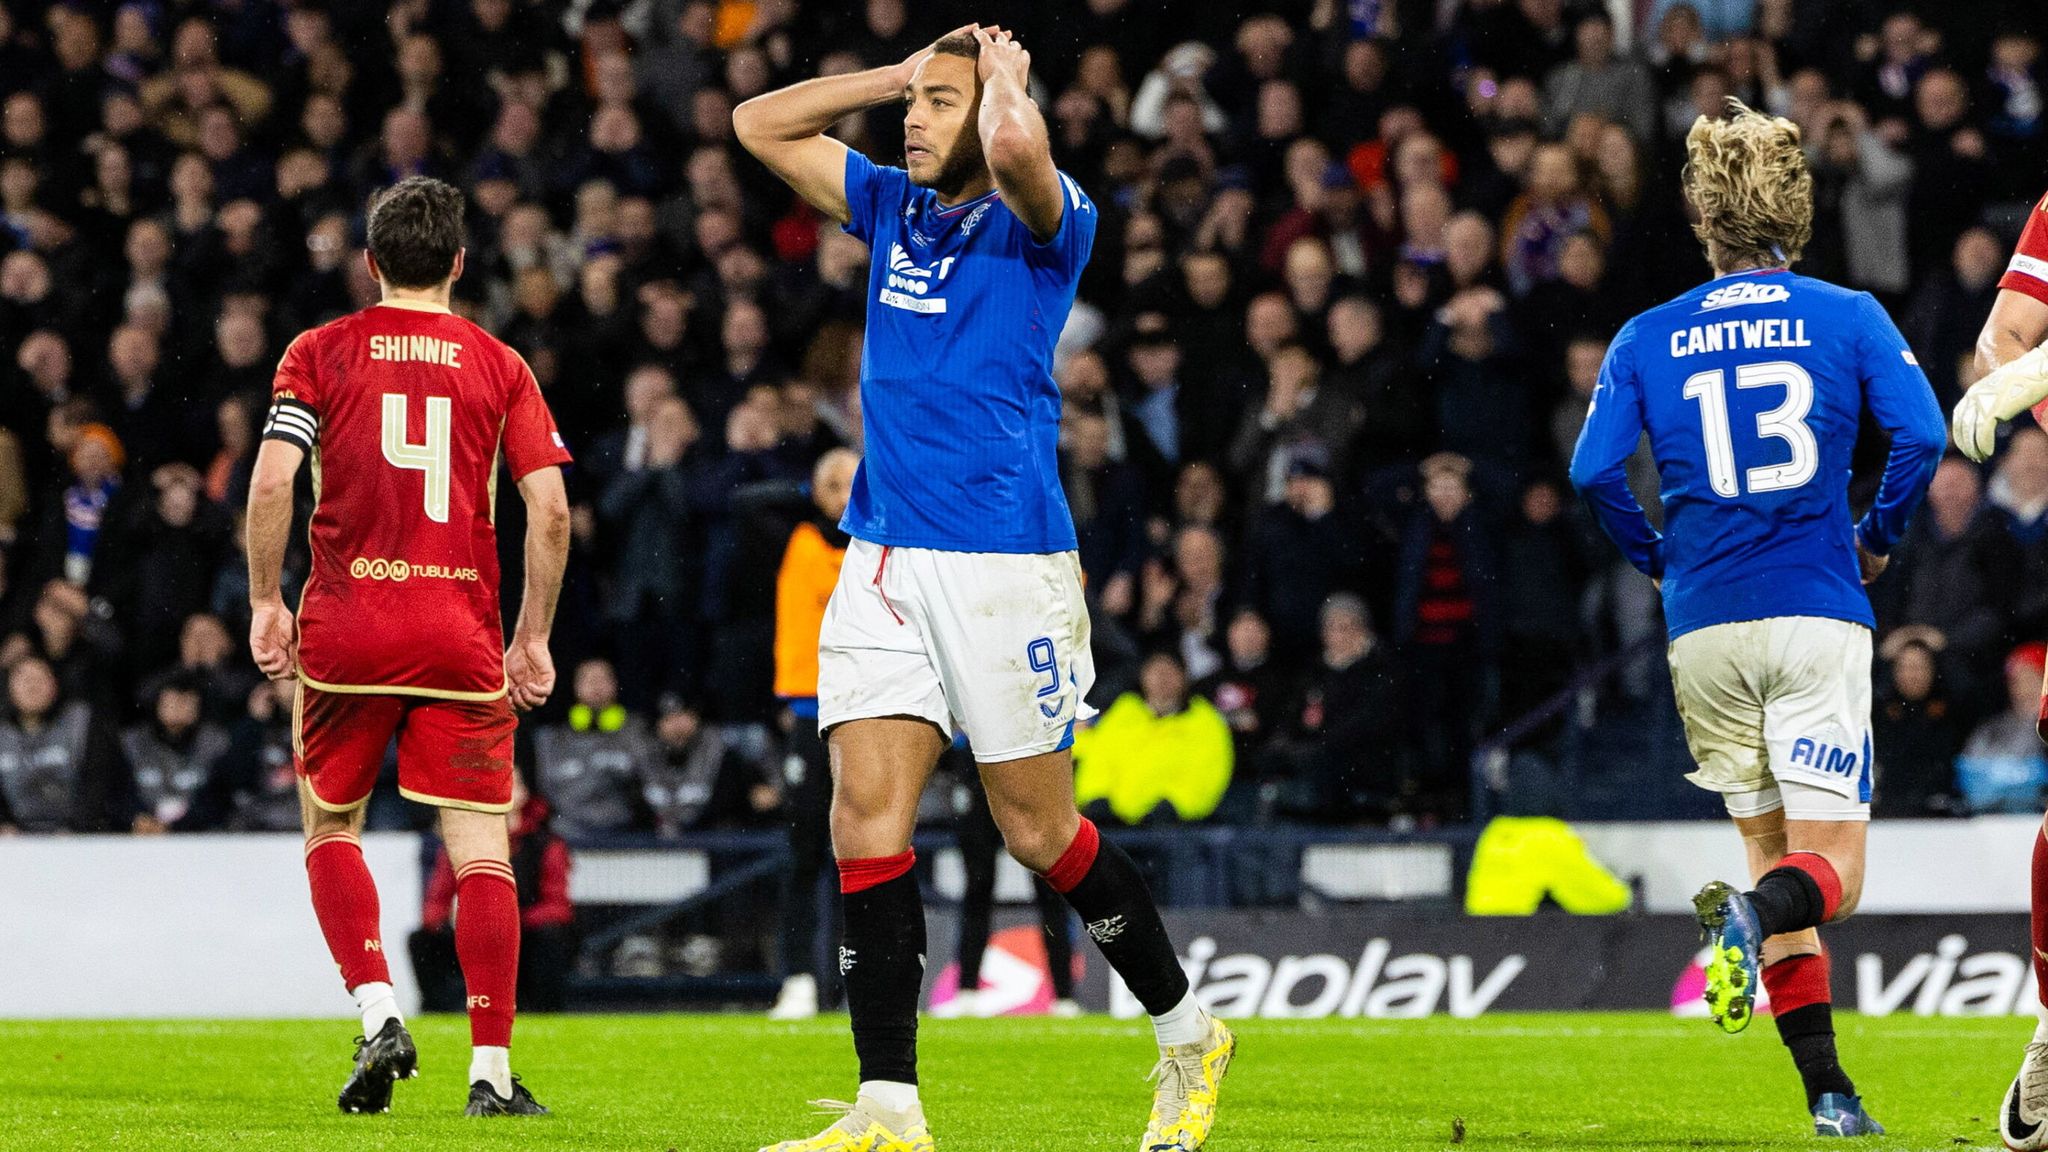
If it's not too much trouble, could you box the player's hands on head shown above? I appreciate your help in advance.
[505,635,556,712]
[975,26,1030,87]
[248,599,298,681]
[898,23,978,85]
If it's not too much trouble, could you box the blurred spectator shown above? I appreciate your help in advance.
[0,656,129,832]
[1499,477,1592,723]
[1956,643,2048,814]
[60,424,122,585]
[1395,453,1500,816]
[595,390,700,707]
[768,447,854,1020]
[639,694,768,835]
[1074,649,1232,825]
[183,678,301,832]
[532,658,657,837]
[1903,227,2005,409]
[1872,637,1965,818]
[121,672,228,832]
[1195,607,1293,775]
[1543,13,1654,142]
[1872,456,2017,696]
[1267,593,1403,823]
[1239,446,1364,663]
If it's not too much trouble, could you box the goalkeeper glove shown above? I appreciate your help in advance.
[1954,343,2048,462]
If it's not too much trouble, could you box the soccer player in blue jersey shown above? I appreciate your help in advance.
[735,25,1232,1152]
[1570,101,1943,1138]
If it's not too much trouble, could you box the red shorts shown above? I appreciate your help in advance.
[294,682,517,813]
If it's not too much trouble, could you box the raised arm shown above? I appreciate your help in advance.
[734,30,967,224]
[974,27,1063,242]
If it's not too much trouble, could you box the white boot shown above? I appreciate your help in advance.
[769,974,818,1021]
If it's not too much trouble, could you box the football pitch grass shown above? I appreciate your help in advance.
[0,1013,2027,1151]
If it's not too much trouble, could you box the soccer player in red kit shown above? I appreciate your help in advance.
[1953,191,2048,1150]
[244,177,571,1118]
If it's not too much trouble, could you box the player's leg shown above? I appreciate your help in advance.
[933,547,1230,1151]
[1669,620,1779,1033]
[397,694,545,1117]
[2006,810,2048,1150]
[437,805,545,1115]
[294,683,417,1113]
[762,539,948,1152]
[829,717,943,1102]
[980,750,1232,1150]
[1705,618,1880,1135]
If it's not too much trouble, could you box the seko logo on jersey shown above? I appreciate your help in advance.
[880,243,957,314]
[1697,281,1791,311]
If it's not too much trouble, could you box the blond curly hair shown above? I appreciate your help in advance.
[1683,97,1813,274]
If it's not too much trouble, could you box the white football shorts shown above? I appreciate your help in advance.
[1667,615,1873,822]
[818,539,1097,763]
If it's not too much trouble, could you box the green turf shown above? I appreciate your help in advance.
[0,1013,2027,1150]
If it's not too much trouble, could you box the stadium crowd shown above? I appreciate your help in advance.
[2,0,2048,839]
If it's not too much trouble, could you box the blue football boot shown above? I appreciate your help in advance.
[1692,880,1763,1034]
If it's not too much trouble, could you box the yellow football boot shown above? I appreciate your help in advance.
[1139,1014,1235,1151]
[759,1099,935,1152]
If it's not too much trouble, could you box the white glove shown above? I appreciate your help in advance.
[1954,344,2048,462]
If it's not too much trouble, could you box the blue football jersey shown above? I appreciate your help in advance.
[838,148,1096,553]
[1569,270,1945,639]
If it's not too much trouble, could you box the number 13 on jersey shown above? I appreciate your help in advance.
[1682,360,1817,498]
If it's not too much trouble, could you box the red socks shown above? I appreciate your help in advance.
[1042,818,1100,894]
[455,860,521,1048]
[305,832,391,990]
[1762,951,1831,1014]
[2034,822,2048,1010]
[839,849,915,893]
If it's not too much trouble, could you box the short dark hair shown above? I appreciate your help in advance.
[366,176,464,289]
[931,31,979,60]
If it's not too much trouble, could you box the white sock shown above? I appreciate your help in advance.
[470,1046,512,1097]
[858,1079,920,1116]
[2033,1006,2048,1045]
[350,982,401,1038]
[1151,990,1208,1047]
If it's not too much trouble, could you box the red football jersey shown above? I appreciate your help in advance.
[266,300,572,698]
[1999,191,2048,426]
[2002,190,2048,309]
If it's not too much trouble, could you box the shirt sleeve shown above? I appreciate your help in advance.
[502,351,574,481]
[1999,191,2048,308]
[263,331,321,451]
[841,148,904,248]
[1568,321,1664,578]
[1853,292,1945,555]
[1024,169,1099,274]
